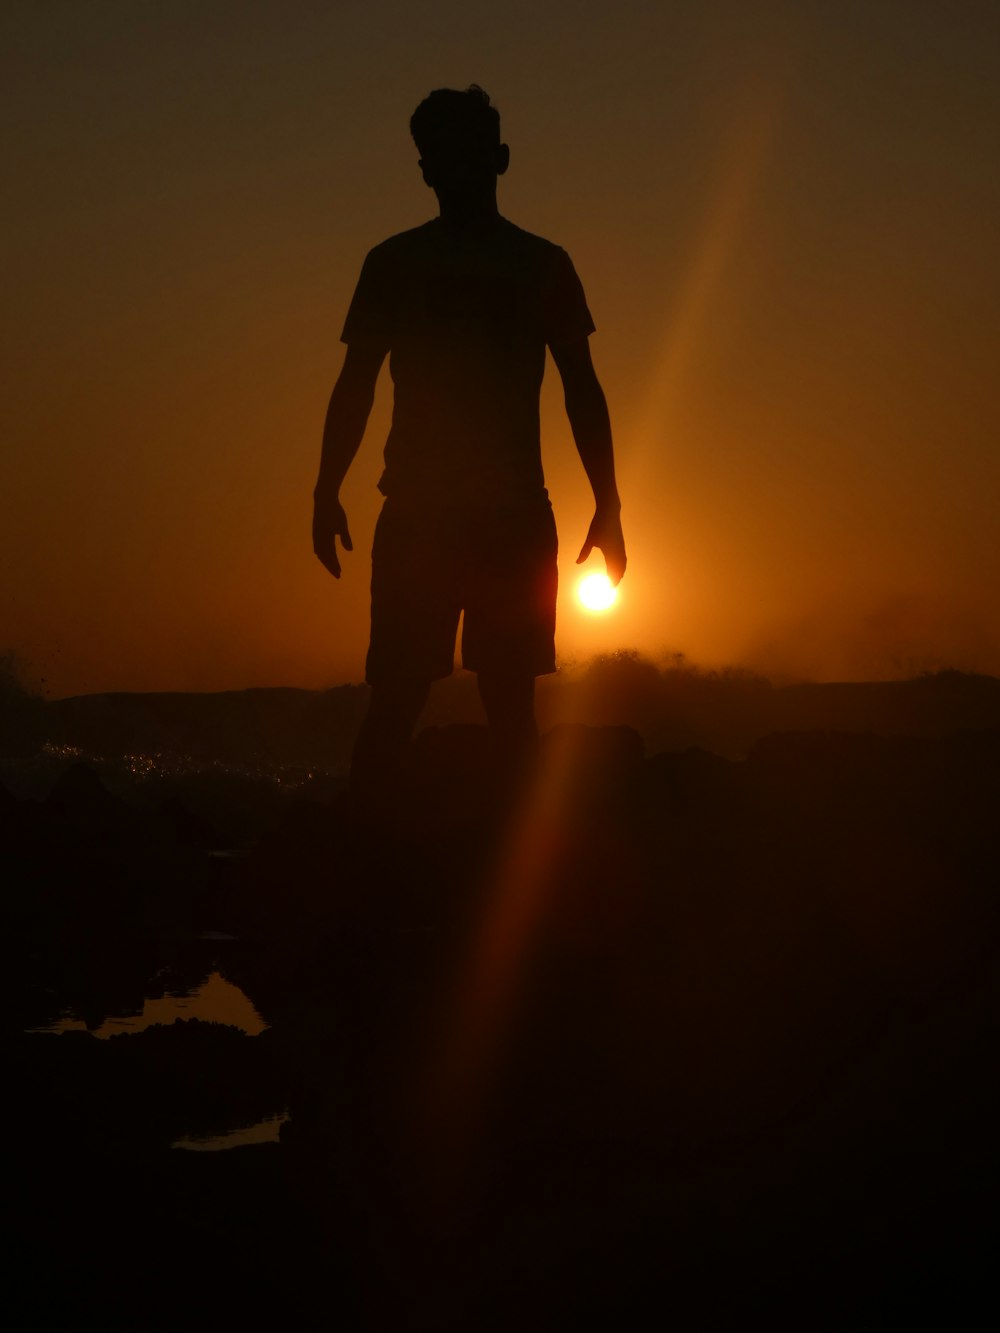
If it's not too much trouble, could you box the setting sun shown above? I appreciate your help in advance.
[577,571,618,613]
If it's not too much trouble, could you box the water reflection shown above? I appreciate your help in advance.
[172,1111,289,1152]
[28,970,267,1038]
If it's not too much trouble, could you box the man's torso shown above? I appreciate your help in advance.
[342,217,594,506]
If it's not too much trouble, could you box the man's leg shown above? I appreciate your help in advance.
[357,497,459,805]
[477,671,539,774]
[466,503,555,779]
[350,677,431,802]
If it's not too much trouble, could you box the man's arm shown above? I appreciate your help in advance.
[312,341,386,578]
[549,336,627,585]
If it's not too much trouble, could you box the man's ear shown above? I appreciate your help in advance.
[496,143,510,176]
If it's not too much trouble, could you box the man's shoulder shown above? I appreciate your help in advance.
[364,221,439,265]
[497,223,585,290]
[498,219,568,257]
[363,218,571,262]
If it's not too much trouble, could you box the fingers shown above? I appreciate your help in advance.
[332,519,352,574]
[605,550,627,586]
[314,543,341,578]
[578,517,627,585]
[604,532,627,585]
[312,529,342,578]
[313,500,350,578]
[312,529,344,578]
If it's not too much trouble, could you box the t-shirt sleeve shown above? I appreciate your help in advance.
[340,248,393,347]
[541,247,596,346]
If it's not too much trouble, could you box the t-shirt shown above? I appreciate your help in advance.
[341,216,595,506]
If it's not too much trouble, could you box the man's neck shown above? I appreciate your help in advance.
[435,193,501,232]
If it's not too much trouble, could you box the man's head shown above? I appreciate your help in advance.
[410,85,509,201]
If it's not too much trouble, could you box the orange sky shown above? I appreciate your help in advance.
[3,1,998,696]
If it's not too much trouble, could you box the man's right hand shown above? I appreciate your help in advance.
[312,495,353,578]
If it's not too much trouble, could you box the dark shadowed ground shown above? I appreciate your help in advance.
[4,668,999,1330]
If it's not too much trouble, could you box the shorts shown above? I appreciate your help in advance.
[365,495,559,684]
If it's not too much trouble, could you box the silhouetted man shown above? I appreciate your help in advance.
[313,86,626,796]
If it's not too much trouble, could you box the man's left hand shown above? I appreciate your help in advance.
[577,508,626,585]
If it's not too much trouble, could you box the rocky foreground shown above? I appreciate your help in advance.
[5,719,1000,1330]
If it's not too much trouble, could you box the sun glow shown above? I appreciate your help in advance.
[577,571,618,613]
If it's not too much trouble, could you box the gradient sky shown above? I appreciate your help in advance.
[4,0,998,696]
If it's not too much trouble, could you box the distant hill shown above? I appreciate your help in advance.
[45,684,370,768]
[2,665,996,778]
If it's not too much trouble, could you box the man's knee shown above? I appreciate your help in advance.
[477,671,536,730]
[350,677,432,802]
[367,676,432,717]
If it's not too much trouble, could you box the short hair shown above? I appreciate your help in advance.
[409,85,501,157]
